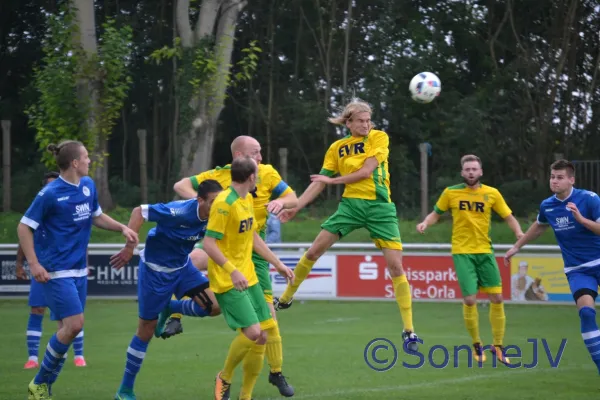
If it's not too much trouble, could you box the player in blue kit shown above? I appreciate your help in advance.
[17,171,88,369]
[505,159,600,375]
[18,141,139,400]
[110,179,224,400]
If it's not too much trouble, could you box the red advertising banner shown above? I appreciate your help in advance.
[337,254,511,300]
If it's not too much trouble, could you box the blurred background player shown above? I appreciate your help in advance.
[19,141,138,400]
[505,159,600,375]
[276,99,420,351]
[202,156,294,400]
[110,180,223,400]
[417,154,524,365]
[167,135,297,396]
[16,171,87,369]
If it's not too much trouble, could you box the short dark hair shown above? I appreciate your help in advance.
[461,154,482,168]
[42,171,59,186]
[197,179,223,199]
[231,156,257,183]
[47,140,84,170]
[550,159,575,177]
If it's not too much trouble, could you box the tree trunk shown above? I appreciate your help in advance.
[73,0,114,209]
[176,0,246,177]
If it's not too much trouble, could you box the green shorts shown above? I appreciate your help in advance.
[452,253,502,297]
[215,284,273,331]
[252,229,273,302]
[321,198,402,250]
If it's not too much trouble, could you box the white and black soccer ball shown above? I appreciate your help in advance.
[409,72,441,104]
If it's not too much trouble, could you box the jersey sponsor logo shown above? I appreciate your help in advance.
[82,186,91,196]
[338,142,365,158]
[239,217,254,233]
[57,196,69,202]
[217,208,229,216]
[186,234,203,241]
[458,200,484,212]
[73,202,91,221]
[169,207,184,216]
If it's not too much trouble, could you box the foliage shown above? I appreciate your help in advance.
[25,4,133,173]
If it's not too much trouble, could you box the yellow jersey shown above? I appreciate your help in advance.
[189,163,293,232]
[434,183,512,254]
[319,129,392,202]
[205,187,258,294]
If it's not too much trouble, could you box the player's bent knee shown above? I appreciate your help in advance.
[488,293,503,304]
[185,281,215,315]
[242,324,262,341]
[463,296,477,306]
[190,249,208,271]
[574,288,597,306]
[256,330,268,345]
[137,318,157,341]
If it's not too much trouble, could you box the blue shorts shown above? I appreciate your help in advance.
[28,278,47,308]
[43,276,87,321]
[566,267,600,301]
[137,257,209,320]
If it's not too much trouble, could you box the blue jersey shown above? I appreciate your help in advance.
[21,176,101,275]
[537,188,600,273]
[140,199,208,269]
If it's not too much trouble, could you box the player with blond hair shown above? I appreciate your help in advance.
[417,155,524,364]
[275,99,420,350]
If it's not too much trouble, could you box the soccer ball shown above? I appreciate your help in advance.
[409,72,441,104]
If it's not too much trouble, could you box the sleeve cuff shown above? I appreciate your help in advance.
[20,216,39,230]
[92,206,103,217]
[141,205,149,220]
[206,230,224,240]
[319,169,335,177]
[433,205,445,215]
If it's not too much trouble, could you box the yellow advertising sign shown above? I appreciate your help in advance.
[510,255,571,302]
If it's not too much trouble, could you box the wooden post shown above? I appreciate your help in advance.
[419,143,430,221]
[137,129,148,204]
[278,148,288,182]
[2,120,11,212]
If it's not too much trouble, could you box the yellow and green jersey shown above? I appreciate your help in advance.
[319,129,392,202]
[189,163,293,232]
[205,188,258,294]
[434,183,512,254]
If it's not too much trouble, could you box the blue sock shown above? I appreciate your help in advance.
[120,335,149,391]
[47,351,69,386]
[26,313,44,360]
[580,307,600,374]
[73,329,84,357]
[34,334,70,385]
[169,299,208,317]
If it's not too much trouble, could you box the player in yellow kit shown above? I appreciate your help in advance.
[202,156,294,400]
[276,99,420,350]
[416,154,524,365]
[160,135,298,396]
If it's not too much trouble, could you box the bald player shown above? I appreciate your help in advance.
[161,135,298,397]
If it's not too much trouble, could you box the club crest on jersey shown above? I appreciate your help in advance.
[82,186,90,197]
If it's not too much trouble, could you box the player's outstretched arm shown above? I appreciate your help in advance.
[417,211,441,234]
[504,222,548,266]
[279,181,327,223]
[267,191,298,215]
[93,213,139,246]
[503,214,525,239]
[173,177,197,199]
[312,157,379,186]
[252,232,295,283]
[16,224,49,283]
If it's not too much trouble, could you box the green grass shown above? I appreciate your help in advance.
[0,300,596,399]
[0,209,558,245]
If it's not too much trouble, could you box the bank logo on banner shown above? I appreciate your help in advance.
[270,254,336,298]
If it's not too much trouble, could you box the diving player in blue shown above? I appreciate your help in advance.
[18,141,139,400]
[110,179,224,400]
[505,159,600,375]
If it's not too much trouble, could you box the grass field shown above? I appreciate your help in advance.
[1,299,597,399]
[0,209,559,245]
